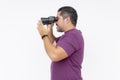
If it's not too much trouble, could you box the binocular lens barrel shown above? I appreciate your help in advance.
[41,16,58,25]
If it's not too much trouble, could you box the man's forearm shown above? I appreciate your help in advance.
[48,28,56,44]
[49,33,55,44]
[42,36,57,61]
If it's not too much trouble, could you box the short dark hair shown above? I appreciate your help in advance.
[58,6,78,26]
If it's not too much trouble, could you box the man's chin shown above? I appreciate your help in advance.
[56,29,60,32]
[57,30,63,32]
[56,27,63,32]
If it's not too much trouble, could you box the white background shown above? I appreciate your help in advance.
[0,0,120,80]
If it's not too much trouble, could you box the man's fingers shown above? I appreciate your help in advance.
[47,23,54,29]
[37,20,42,26]
[37,20,45,30]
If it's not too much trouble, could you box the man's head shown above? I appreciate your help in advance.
[56,6,78,32]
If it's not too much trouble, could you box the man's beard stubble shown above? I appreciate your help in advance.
[56,24,63,32]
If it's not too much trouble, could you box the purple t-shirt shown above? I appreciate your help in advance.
[51,29,84,80]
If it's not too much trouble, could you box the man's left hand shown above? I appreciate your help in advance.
[37,20,50,37]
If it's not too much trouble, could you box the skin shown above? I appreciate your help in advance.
[37,12,75,62]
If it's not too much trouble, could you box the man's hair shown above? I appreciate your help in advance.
[58,6,78,26]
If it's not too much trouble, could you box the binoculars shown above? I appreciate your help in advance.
[41,16,58,25]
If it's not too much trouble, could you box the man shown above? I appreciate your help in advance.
[37,6,84,80]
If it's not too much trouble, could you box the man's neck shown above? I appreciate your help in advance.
[64,25,76,32]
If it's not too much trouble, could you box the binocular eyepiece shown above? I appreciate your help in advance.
[41,16,58,25]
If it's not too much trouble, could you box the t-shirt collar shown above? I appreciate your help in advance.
[65,28,76,34]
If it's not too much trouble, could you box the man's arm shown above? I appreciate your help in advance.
[47,25,56,44]
[37,21,68,62]
[42,36,68,62]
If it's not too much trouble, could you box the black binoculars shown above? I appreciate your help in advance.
[41,16,58,25]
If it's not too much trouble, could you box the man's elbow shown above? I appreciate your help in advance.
[48,47,68,62]
[50,55,62,62]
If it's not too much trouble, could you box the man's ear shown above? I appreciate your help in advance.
[65,16,71,24]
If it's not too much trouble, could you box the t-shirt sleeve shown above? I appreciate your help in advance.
[56,36,76,56]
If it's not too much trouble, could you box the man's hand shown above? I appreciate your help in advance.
[37,20,53,37]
